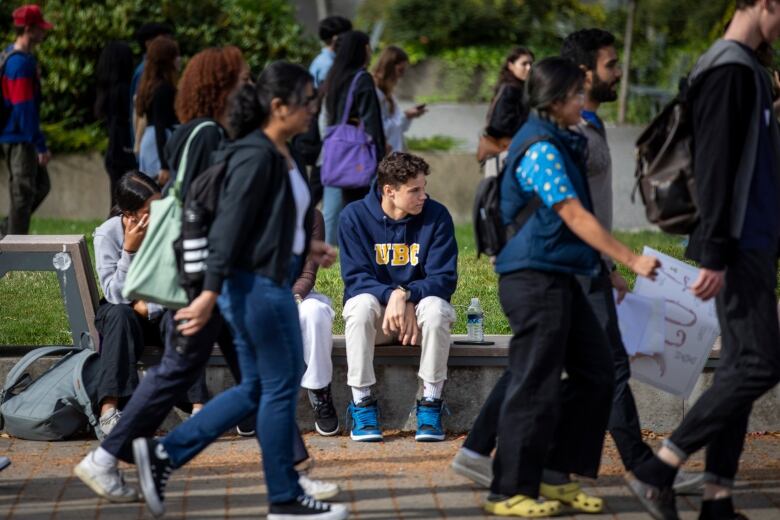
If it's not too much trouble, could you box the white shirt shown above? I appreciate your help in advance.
[376,89,411,153]
[288,165,311,255]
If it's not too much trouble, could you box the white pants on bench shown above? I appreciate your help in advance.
[299,291,335,390]
[343,293,455,388]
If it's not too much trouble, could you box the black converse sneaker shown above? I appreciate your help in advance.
[133,438,173,518]
[268,494,348,519]
[308,385,340,436]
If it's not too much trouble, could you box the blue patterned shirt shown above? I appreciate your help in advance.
[515,141,577,207]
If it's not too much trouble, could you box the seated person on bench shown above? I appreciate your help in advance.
[338,152,458,443]
[92,172,206,435]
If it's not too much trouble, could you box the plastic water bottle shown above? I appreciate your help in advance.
[467,297,485,342]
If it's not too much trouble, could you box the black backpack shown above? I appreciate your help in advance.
[0,49,21,129]
[632,80,698,235]
[174,158,230,294]
[473,137,543,257]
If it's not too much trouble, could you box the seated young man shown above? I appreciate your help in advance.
[339,152,458,442]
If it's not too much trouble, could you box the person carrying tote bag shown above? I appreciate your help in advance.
[122,121,216,309]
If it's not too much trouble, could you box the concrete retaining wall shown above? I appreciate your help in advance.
[1,356,776,436]
[0,151,480,224]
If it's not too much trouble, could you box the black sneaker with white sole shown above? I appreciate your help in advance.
[132,438,173,518]
[308,385,340,436]
[268,494,348,519]
[237,414,256,437]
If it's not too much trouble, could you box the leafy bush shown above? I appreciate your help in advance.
[406,135,462,152]
[42,120,107,154]
[0,0,317,150]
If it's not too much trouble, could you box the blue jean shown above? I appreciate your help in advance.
[322,186,343,245]
[161,268,305,503]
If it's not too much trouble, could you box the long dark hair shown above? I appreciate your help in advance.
[136,36,180,117]
[495,46,534,94]
[229,61,312,139]
[94,41,134,121]
[526,57,584,116]
[110,171,161,217]
[322,30,370,124]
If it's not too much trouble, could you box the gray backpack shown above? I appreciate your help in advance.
[0,346,103,441]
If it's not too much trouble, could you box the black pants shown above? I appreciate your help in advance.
[101,309,309,465]
[342,185,370,205]
[465,269,652,472]
[665,249,780,484]
[489,270,614,498]
[94,301,209,409]
[308,165,323,207]
[1,142,50,235]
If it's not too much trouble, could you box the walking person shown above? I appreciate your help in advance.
[95,41,138,213]
[453,28,703,499]
[626,3,780,519]
[319,30,386,244]
[136,35,180,185]
[477,47,534,177]
[75,50,338,506]
[131,62,347,519]
[372,46,427,153]
[473,57,660,517]
[0,4,52,237]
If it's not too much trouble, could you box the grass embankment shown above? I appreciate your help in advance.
[0,218,685,346]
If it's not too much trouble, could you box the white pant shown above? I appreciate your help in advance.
[299,291,335,390]
[342,293,455,388]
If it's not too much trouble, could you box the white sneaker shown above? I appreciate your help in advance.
[299,473,340,501]
[451,448,492,488]
[673,470,705,495]
[99,408,122,436]
[74,451,140,502]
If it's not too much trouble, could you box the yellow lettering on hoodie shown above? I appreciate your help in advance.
[375,243,391,265]
[391,244,410,265]
[410,243,420,266]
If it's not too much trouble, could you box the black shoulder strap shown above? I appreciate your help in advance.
[502,135,552,240]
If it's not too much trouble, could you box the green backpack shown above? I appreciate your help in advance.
[123,121,216,308]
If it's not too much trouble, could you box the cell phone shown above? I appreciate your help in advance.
[415,103,427,111]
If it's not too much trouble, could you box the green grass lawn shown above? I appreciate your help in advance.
[0,217,685,346]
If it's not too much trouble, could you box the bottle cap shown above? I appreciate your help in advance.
[470,297,479,306]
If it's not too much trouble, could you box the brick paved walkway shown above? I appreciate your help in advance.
[0,432,778,519]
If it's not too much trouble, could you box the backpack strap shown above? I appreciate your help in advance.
[339,70,367,126]
[503,135,553,240]
[171,121,218,203]
[71,350,102,440]
[2,346,78,397]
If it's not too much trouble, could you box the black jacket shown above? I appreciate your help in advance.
[486,83,528,139]
[165,117,224,197]
[329,70,386,163]
[203,130,313,292]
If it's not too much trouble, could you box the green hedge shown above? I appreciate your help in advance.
[0,0,317,153]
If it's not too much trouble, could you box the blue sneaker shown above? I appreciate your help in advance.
[348,397,383,442]
[415,398,446,442]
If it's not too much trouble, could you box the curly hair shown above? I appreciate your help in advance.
[377,151,430,189]
[175,46,246,123]
[136,35,179,117]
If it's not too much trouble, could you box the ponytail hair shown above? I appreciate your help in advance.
[228,61,312,139]
[110,171,161,217]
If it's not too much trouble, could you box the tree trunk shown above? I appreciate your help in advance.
[618,0,637,125]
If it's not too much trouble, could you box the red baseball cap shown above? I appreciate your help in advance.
[12,5,53,30]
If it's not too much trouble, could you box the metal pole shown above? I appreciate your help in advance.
[316,0,328,20]
[618,0,637,125]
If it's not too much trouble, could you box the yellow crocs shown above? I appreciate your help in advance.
[484,494,562,517]
[540,482,604,513]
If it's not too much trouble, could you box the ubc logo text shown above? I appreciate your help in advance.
[374,243,420,266]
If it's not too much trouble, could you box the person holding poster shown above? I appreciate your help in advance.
[626,2,780,520]
[476,57,660,518]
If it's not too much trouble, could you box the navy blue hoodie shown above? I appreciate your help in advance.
[339,186,458,305]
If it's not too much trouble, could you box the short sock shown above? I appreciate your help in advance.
[542,469,571,485]
[93,446,117,467]
[351,386,371,404]
[460,447,489,460]
[700,497,735,519]
[633,454,679,489]
[423,380,444,400]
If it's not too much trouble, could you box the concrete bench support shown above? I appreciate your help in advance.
[0,235,99,350]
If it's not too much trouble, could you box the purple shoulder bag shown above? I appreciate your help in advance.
[320,70,377,188]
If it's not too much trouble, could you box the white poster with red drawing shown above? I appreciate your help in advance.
[628,247,720,399]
